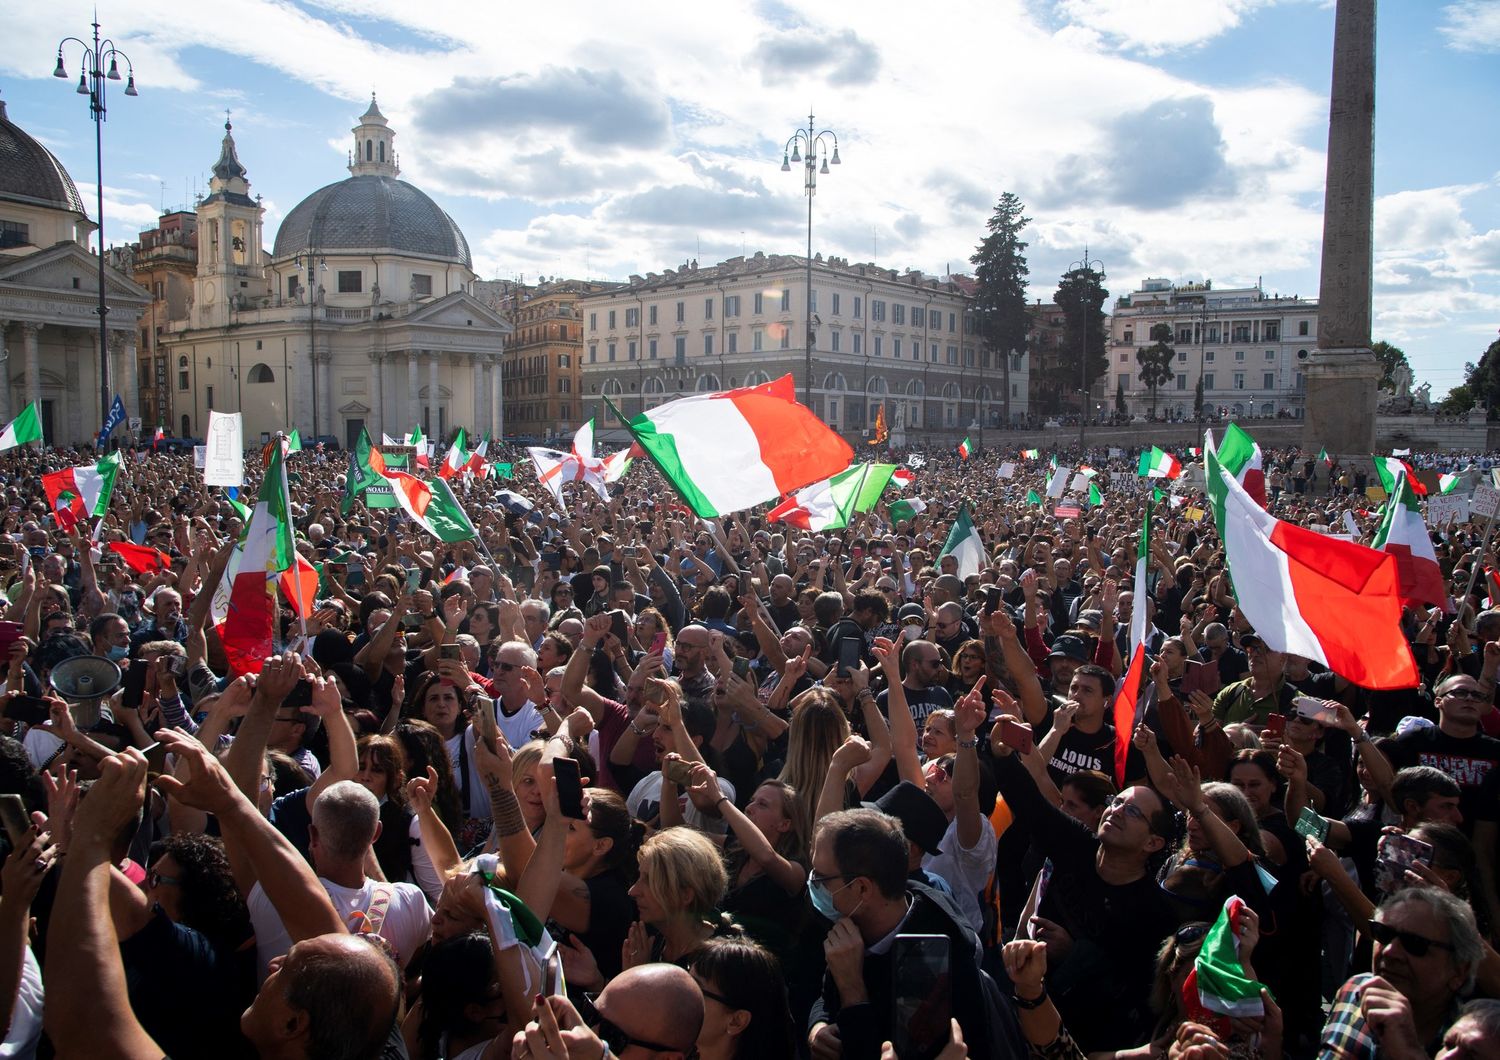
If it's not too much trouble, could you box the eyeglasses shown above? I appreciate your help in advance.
[1175,922,1209,946]
[693,979,735,1009]
[808,871,852,886]
[148,871,180,889]
[493,661,517,672]
[1108,795,1147,821]
[1442,687,1486,701]
[1367,919,1455,957]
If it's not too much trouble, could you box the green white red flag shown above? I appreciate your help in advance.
[42,453,121,530]
[957,436,972,461]
[1182,896,1267,1033]
[1205,423,1265,527]
[1371,471,1447,609]
[437,428,469,480]
[605,375,853,518]
[215,443,296,676]
[383,471,478,543]
[0,403,43,452]
[1439,473,1460,494]
[1373,456,1427,496]
[1137,446,1182,479]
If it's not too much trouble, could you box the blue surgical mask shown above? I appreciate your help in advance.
[105,644,129,662]
[808,873,859,922]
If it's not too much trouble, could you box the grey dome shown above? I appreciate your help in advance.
[0,99,87,215]
[273,175,471,268]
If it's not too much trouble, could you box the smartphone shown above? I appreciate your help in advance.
[891,934,952,1060]
[608,609,631,647]
[553,756,585,820]
[999,717,1035,755]
[439,643,463,663]
[623,546,638,559]
[1294,805,1330,843]
[166,655,188,680]
[400,612,424,631]
[1375,832,1434,894]
[0,622,21,655]
[141,741,169,776]
[649,632,667,655]
[836,636,863,678]
[540,551,562,571]
[732,656,751,680]
[2,695,51,726]
[468,693,499,752]
[404,567,421,592]
[1293,696,1339,726]
[982,585,1003,613]
[1263,712,1286,738]
[122,658,150,712]
[662,757,696,788]
[347,567,365,588]
[0,795,29,848]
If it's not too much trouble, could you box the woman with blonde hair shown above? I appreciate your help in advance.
[624,826,736,968]
[778,685,891,811]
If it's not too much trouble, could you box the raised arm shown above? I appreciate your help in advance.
[876,638,923,788]
[690,763,805,894]
[951,682,986,850]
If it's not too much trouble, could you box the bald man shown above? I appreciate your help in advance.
[514,963,704,1059]
[241,933,401,1059]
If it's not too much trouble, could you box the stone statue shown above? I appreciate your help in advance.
[1413,382,1431,410]
[1392,362,1413,397]
[371,281,381,304]
[315,284,325,306]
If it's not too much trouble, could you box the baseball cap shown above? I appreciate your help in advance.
[1047,634,1089,663]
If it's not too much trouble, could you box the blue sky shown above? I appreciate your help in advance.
[4,0,1497,399]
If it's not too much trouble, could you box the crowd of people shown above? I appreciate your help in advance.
[0,432,1495,1060]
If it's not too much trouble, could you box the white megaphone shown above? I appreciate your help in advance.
[50,656,123,730]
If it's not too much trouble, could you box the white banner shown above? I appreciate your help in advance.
[1427,493,1471,526]
[203,411,245,486]
[193,445,207,469]
[996,462,1015,479]
[1472,485,1500,520]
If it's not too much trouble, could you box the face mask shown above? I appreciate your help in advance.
[106,644,129,662]
[809,874,860,922]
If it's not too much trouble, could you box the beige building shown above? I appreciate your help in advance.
[0,98,149,444]
[111,210,197,430]
[576,253,1028,446]
[1107,278,1318,421]
[163,100,509,446]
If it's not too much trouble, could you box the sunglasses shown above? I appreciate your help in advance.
[493,661,518,672]
[1175,922,1209,946]
[1442,688,1486,701]
[1367,919,1455,957]
[581,995,679,1055]
[148,870,180,889]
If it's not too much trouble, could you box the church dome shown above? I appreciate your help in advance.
[0,99,87,215]
[272,175,471,269]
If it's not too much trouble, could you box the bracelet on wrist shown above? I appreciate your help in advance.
[957,736,979,749]
[1012,989,1048,1010]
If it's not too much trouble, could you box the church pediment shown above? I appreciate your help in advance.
[0,241,151,305]
[402,291,511,332]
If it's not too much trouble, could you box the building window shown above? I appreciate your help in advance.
[1121,374,1131,390]
[1265,350,1275,360]
[675,337,686,363]
[852,333,861,354]
[1234,372,1245,390]
[1235,350,1245,361]
[648,305,658,325]
[0,220,30,249]
[1204,373,1215,389]
[871,299,885,321]
[625,307,638,327]
[1233,326,1250,342]
[752,330,763,351]
[809,290,817,314]
[728,332,738,354]
[831,332,840,352]
[753,292,764,314]
[779,328,789,350]
[648,340,658,359]
[1177,327,1192,343]
[178,371,189,391]
[1298,320,1309,336]
[1206,351,1215,362]
[1207,327,1220,343]
[947,345,957,364]
[874,336,883,357]
[1176,375,1187,390]
[893,338,902,358]
[704,334,713,356]
[607,343,616,362]
[780,289,790,311]
[589,312,597,330]
[206,385,214,409]
[247,363,275,383]
[1263,372,1275,389]
[559,354,570,367]
[831,293,841,316]
[1177,350,1187,362]
[1264,323,1279,340]
[893,304,905,325]
[411,274,432,297]
[1119,353,1129,363]
[676,301,685,323]
[608,310,616,329]
[725,295,740,317]
[628,340,637,360]
[930,344,939,362]
[588,344,597,363]
[288,275,301,299]
[704,298,714,320]
[853,296,862,318]
[337,270,362,293]
[949,312,957,332]
[1122,330,1133,344]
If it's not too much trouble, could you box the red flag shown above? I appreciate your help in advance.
[278,553,320,618]
[107,541,171,574]
[1113,644,1147,788]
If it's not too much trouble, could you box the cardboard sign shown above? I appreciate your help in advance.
[1365,486,1388,503]
[1184,507,1206,522]
[203,411,245,486]
[1426,494,1470,526]
[193,445,207,469]
[1472,485,1500,520]
[996,462,1016,479]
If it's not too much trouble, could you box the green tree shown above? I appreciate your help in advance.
[1115,375,1127,416]
[1440,384,1475,415]
[1135,323,1176,420]
[1194,375,1205,420]
[1463,337,1500,416]
[970,193,1030,426]
[1371,340,1412,391]
[1054,265,1109,416]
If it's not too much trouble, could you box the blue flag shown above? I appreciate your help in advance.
[96,395,126,450]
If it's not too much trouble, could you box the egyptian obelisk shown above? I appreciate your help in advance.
[1303,0,1382,456]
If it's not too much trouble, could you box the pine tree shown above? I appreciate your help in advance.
[1135,323,1176,420]
[1054,264,1110,418]
[970,193,1031,428]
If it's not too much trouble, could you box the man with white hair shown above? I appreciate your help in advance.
[520,597,550,650]
[247,780,432,977]
[492,639,545,748]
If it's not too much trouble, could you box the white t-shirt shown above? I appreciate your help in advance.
[247,875,432,979]
[922,815,997,935]
[0,945,42,1058]
[494,696,544,750]
[627,772,736,835]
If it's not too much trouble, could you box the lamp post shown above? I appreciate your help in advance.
[1068,250,1103,455]
[53,18,138,430]
[782,113,841,410]
[294,238,325,441]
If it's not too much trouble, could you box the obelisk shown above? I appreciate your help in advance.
[1304,0,1382,457]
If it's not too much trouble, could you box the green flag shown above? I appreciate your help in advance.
[494,462,514,479]
[0,402,43,451]
[852,464,898,513]
[1088,482,1104,507]
[347,428,396,512]
[286,428,302,453]
[889,498,927,524]
[1026,489,1043,508]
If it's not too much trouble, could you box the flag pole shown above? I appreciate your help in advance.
[1460,507,1499,623]
[274,433,310,643]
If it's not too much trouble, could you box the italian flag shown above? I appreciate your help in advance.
[1318,446,1331,466]
[406,424,424,448]
[891,468,916,490]
[1373,456,1427,496]
[1137,446,1182,479]
[605,374,853,518]
[1115,507,1153,783]
[278,554,320,618]
[938,504,985,578]
[0,403,42,451]
[768,463,895,531]
[474,854,556,996]
[1182,896,1267,1031]
[957,436,972,461]
[464,431,491,477]
[1372,470,1447,609]
[1088,482,1104,507]
[602,447,633,484]
[437,428,469,480]
[286,428,302,454]
[1207,430,1418,689]
[215,443,295,676]
[889,497,927,524]
[1021,449,1040,460]
[1439,473,1460,494]
[42,453,121,530]
[383,471,478,543]
[1205,423,1265,527]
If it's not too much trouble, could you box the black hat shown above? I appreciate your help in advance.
[865,781,947,856]
[1047,634,1089,663]
[897,603,927,625]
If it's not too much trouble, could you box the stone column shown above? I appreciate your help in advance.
[1304,0,1381,457]
[66,339,84,444]
[124,333,141,421]
[317,352,334,444]
[369,350,385,440]
[491,356,504,439]
[427,351,440,437]
[471,355,484,434]
[22,324,42,411]
[0,321,10,421]
[407,351,420,436]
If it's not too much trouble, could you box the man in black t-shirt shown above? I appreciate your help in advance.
[1390,675,1500,834]
[1040,664,1143,787]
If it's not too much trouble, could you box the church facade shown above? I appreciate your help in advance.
[163,97,509,447]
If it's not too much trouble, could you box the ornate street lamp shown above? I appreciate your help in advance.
[781,113,841,409]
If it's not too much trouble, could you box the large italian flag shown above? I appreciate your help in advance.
[1208,430,1418,689]
[215,444,295,676]
[605,375,853,518]
[768,463,896,531]
[1373,456,1427,496]
[384,471,477,542]
[1114,500,1154,785]
[436,428,469,480]
[1205,423,1265,527]
[938,504,985,579]
[0,403,42,452]
[1371,471,1447,609]
[1137,446,1182,479]
[42,452,121,530]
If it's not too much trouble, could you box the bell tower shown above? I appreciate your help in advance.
[193,117,268,328]
[349,94,399,178]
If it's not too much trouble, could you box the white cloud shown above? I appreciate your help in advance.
[1440,1,1500,51]
[1054,0,1281,54]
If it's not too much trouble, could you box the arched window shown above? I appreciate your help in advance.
[867,376,888,395]
[365,139,373,161]
[177,356,188,368]
[378,141,385,163]
[822,372,848,392]
[247,363,275,384]
[743,370,771,388]
[695,374,720,392]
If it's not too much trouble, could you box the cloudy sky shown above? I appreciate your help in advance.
[4,0,1497,397]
